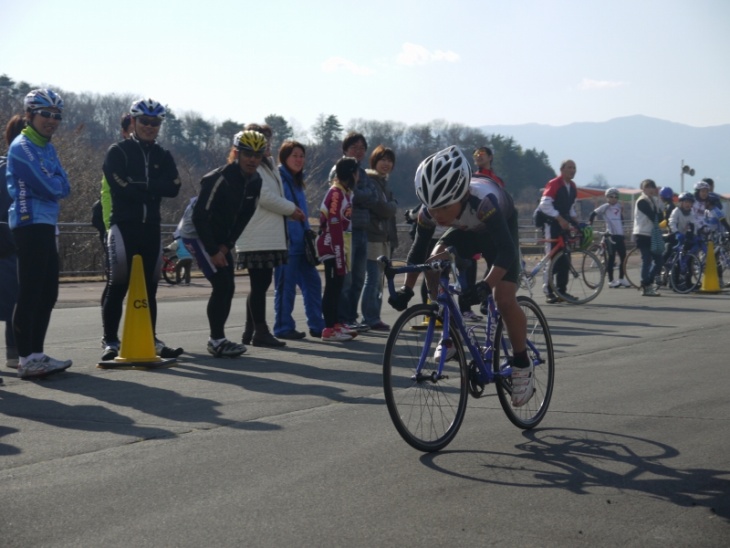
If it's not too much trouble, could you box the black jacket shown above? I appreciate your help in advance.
[103,136,181,225]
[192,163,262,257]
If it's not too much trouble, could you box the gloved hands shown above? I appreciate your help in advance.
[462,280,491,306]
[388,286,414,311]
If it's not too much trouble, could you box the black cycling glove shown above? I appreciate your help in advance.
[388,286,414,311]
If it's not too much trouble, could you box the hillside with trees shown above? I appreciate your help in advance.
[0,74,556,274]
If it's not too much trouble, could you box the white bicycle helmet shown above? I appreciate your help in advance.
[605,187,620,198]
[24,89,64,112]
[693,180,710,191]
[414,146,472,209]
[130,98,166,119]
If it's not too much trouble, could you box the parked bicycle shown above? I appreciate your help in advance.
[161,245,179,285]
[586,230,630,288]
[623,228,729,293]
[379,250,555,452]
[520,228,604,304]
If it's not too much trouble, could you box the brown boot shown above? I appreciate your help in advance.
[252,323,286,347]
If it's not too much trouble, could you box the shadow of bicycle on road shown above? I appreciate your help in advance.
[419,427,729,522]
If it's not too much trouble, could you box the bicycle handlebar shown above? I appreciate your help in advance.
[378,246,464,299]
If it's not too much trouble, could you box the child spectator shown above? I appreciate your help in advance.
[317,157,359,342]
[589,188,629,287]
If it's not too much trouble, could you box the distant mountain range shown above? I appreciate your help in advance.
[480,115,730,195]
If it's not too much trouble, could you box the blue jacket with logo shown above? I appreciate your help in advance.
[6,126,70,228]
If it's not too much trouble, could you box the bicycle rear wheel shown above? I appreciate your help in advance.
[549,249,604,304]
[383,303,468,452]
[494,296,554,429]
[668,252,702,293]
[623,246,642,288]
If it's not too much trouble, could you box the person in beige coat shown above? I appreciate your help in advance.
[236,124,305,347]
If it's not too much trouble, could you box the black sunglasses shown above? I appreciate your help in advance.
[137,117,162,127]
[240,150,264,159]
[35,110,63,121]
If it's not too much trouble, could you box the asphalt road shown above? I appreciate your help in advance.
[1,278,729,547]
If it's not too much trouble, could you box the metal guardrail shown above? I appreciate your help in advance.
[56,220,636,278]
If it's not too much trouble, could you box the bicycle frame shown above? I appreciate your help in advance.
[381,253,541,386]
[380,250,555,451]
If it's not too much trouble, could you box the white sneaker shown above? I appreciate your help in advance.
[608,279,621,288]
[511,364,535,407]
[101,343,120,361]
[461,310,483,323]
[619,278,631,287]
[433,339,456,361]
[42,355,73,369]
[207,339,247,358]
[18,358,69,379]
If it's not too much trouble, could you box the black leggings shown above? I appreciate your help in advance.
[322,259,345,328]
[207,258,235,339]
[12,224,59,357]
[246,267,273,326]
[102,222,161,343]
[606,235,627,280]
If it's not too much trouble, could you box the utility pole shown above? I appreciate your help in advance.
[680,160,695,193]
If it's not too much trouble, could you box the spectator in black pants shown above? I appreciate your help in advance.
[101,98,183,361]
[5,89,73,378]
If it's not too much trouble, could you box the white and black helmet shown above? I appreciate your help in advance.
[414,146,472,209]
[605,187,620,198]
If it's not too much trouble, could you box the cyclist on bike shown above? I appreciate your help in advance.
[589,187,629,288]
[100,98,183,361]
[538,160,579,303]
[668,192,696,245]
[387,146,534,408]
[692,180,730,235]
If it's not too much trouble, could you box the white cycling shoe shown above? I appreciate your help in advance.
[433,339,456,361]
[511,364,535,407]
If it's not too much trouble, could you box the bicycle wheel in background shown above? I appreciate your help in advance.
[162,256,179,285]
[668,252,703,294]
[383,303,468,453]
[549,249,604,304]
[494,296,554,429]
[623,246,642,288]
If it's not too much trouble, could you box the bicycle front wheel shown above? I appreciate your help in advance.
[383,303,468,453]
[668,252,702,294]
[494,296,554,429]
[623,246,642,288]
[549,249,605,304]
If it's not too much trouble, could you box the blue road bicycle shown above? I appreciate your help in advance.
[379,250,555,452]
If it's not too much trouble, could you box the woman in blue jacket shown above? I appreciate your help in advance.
[6,89,72,379]
[273,140,325,339]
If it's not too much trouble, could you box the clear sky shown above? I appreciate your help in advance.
[1,0,728,134]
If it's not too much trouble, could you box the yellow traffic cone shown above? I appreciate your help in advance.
[699,240,721,294]
[98,254,176,369]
